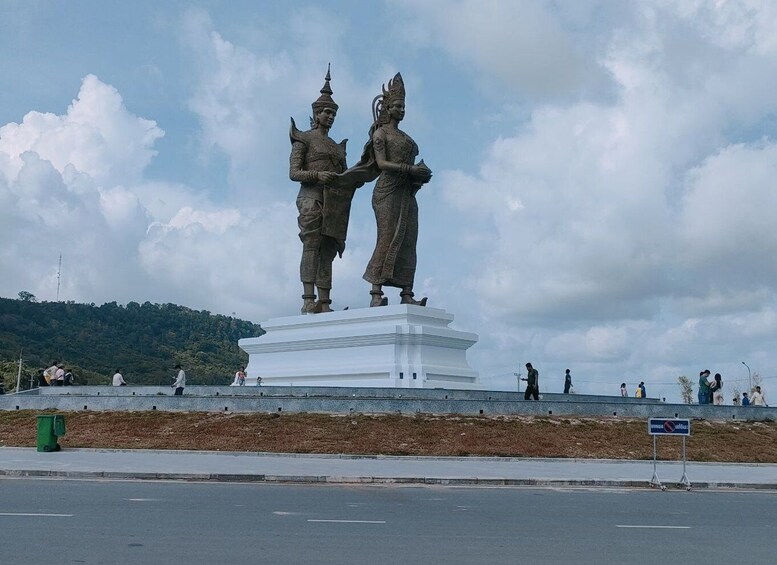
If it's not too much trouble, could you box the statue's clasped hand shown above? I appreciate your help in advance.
[318,171,337,185]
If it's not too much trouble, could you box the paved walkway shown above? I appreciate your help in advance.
[1,447,775,489]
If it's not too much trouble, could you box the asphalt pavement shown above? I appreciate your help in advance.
[1,447,775,489]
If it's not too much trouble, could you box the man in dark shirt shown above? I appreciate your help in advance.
[564,369,572,394]
[523,362,539,400]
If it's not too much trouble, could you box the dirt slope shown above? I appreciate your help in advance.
[2,411,776,462]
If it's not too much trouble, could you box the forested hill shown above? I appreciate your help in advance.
[0,296,264,389]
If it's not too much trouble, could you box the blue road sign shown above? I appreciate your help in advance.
[648,418,691,436]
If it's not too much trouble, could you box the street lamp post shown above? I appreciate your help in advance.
[742,361,752,394]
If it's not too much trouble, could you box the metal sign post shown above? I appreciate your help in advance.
[647,418,692,491]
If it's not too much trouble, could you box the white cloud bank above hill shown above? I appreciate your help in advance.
[0,74,299,320]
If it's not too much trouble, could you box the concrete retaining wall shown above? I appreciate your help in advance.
[3,387,775,422]
[31,385,663,404]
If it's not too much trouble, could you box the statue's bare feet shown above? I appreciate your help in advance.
[369,292,387,307]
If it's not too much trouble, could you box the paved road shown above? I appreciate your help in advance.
[1,480,775,565]
[3,447,777,489]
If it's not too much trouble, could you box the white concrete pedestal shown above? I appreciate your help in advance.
[239,304,480,389]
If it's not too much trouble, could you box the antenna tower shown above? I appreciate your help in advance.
[56,254,62,301]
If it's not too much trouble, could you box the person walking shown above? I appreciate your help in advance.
[563,369,572,394]
[710,373,724,405]
[112,369,127,386]
[172,364,186,396]
[522,363,539,401]
[620,383,628,397]
[750,386,766,406]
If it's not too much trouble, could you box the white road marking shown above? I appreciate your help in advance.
[0,513,73,517]
[307,519,386,524]
[126,498,160,502]
[616,525,690,529]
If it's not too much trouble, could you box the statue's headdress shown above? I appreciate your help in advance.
[312,64,338,114]
[372,72,405,124]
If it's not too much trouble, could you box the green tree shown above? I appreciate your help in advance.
[0,296,263,385]
[17,291,37,302]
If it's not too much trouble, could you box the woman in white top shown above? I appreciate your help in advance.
[54,365,65,386]
[620,383,628,397]
[710,373,724,405]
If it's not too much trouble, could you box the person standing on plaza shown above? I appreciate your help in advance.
[698,370,711,405]
[639,382,646,398]
[563,369,572,394]
[522,363,539,401]
[741,392,750,406]
[53,364,65,386]
[172,364,186,396]
[710,373,724,405]
[43,361,58,385]
[620,383,628,397]
[235,366,246,386]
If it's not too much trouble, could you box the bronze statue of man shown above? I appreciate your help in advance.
[289,66,356,314]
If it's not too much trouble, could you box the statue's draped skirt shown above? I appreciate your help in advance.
[363,128,419,288]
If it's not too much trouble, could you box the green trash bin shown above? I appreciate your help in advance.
[37,414,66,452]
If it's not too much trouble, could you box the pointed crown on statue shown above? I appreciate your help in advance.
[372,72,405,125]
[311,63,339,114]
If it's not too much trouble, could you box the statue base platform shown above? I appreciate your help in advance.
[239,304,480,389]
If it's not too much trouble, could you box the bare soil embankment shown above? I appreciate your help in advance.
[2,411,776,462]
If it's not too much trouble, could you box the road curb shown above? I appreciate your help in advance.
[2,469,775,490]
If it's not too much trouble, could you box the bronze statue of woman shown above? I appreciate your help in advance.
[360,73,432,306]
[289,66,355,314]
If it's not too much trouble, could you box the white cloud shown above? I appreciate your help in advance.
[180,7,376,201]
[661,0,777,54]
[0,74,163,187]
[426,1,777,398]
[678,141,777,287]
[391,0,615,99]
[0,74,302,319]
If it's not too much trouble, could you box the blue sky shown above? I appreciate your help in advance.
[2,0,777,401]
